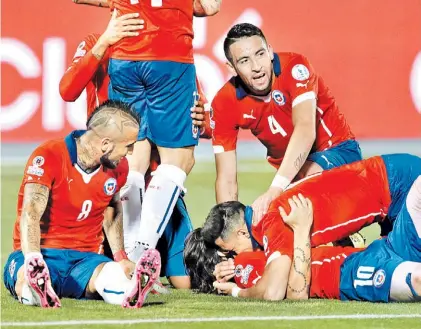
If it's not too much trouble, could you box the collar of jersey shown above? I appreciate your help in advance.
[65,130,87,165]
[244,206,261,250]
[235,53,282,100]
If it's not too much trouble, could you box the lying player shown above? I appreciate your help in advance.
[3,101,158,308]
[187,153,421,300]
[212,23,362,221]
[59,9,210,289]
[214,178,421,302]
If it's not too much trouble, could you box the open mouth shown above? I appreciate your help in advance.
[253,73,266,84]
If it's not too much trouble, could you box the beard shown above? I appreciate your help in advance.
[100,152,118,169]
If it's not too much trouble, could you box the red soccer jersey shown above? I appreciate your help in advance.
[109,0,194,63]
[60,33,110,117]
[13,131,128,253]
[252,156,391,260]
[234,247,361,300]
[211,52,355,168]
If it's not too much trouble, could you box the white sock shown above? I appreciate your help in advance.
[121,171,145,251]
[19,282,38,306]
[94,262,133,305]
[130,164,186,261]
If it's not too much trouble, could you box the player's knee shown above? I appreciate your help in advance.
[411,268,421,296]
[168,276,191,289]
[263,289,284,301]
[158,146,195,174]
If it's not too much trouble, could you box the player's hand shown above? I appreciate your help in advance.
[99,9,145,47]
[191,98,205,128]
[213,281,238,296]
[252,187,283,224]
[118,259,135,279]
[213,258,235,282]
[279,193,313,232]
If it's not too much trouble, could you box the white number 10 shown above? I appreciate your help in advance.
[130,0,163,7]
[77,200,92,221]
[353,266,375,288]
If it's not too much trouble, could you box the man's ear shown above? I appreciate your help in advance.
[101,138,113,153]
[237,227,250,239]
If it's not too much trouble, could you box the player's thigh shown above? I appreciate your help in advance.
[127,140,153,174]
[144,61,199,149]
[390,261,421,301]
[64,250,112,299]
[307,140,362,170]
[158,145,195,174]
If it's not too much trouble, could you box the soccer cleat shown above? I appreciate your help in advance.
[24,256,61,308]
[121,249,161,308]
[333,232,366,248]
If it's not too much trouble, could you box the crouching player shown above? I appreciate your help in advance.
[3,101,159,308]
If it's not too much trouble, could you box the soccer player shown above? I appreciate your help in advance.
[214,177,421,302]
[188,153,421,300]
[105,0,221,263]
[2,101,159,308]
[59,10,210,289]
[212,23,361,222]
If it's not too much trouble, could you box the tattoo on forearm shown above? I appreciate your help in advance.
[287,243,311,294]
[21,184,49,253]
[294,152,307,171]
[103,194,125,254]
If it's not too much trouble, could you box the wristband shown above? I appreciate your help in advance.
[231,286,242,298]
[270,175,291,190]
[113,250,128,262]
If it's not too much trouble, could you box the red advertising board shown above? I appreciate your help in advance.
[1,0,421,142]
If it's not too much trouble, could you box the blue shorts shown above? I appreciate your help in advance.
[3,249,111,300]
[108,59,199,148]
[307,140,362,170]
[339,239,404,302]
[381,153,421,222]
[158,196,193,277]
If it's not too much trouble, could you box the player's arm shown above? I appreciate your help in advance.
[280,194,313,300]
[20,183,50,255]
[73,0,109,7]
[103,192,125,256]
[193,0,222,17]
[215,151,238,202]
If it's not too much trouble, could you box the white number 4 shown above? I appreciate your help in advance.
[130,0,163,7]
[267,115,287,137]
[77,200,92,221]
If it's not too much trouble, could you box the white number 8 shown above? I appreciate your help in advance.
[77,200,92,221]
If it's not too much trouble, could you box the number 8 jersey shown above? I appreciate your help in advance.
[13,130,129,253]
[211,52,355,168]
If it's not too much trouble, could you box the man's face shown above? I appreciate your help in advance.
[215,223,254,256]
[228,35,274,96]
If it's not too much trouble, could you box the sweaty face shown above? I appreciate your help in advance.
[101,125,138,169]
[229,36,274,96]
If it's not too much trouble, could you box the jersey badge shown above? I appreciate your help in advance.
[104,178,117,196]
[373,269,386,288]
[272,90,285,106]
[292,64,310,81]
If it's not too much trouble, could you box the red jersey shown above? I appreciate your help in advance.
[211,52,355,168]
[109,0,194,63]
[234,247,362,300]
[252,156,391,259]
[60,33,110,117]
[13,131,128,253]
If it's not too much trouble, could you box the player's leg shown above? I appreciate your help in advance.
[131,61,198,258]
[390,262,421,301]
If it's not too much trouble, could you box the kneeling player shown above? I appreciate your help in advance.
[3,101,159,308]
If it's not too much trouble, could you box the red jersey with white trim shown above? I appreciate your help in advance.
[109,0,194,63]
[13,131,128,253]
[60,33,109,117]
[211,52,354,168]
[251,156,391,260]
[234,247,362,299]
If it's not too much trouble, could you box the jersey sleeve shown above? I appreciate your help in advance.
[59,33,102,102]
[284,54,318,108]
[22,145,58,189]
[233,251,266,288]
[211,88,239,153]
[261,212,294,262]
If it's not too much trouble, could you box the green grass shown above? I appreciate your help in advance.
[1,162,420,329]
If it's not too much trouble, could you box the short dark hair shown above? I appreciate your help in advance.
[86,99,140,128]
[223,23,267,63]
[184,228,223,294]
[201,201,246,245]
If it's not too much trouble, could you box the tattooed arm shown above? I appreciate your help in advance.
[20,184,50,255]
[103,192,125,255]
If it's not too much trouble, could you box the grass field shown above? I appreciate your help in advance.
[1,161,420,329]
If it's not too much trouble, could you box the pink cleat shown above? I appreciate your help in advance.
[24,256,61,308]
[122,249,161,308]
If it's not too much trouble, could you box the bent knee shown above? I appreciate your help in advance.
[87,263,106,295]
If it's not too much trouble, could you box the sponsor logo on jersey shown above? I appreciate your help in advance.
[296,81,309,88]
[104,178,117,196]
[272,90,285,106]
[243,110,256,120]
[27,166,44,177]
[73,41,87,59]
[192,124,199,139]
[292,64,310,81]
[373,269,386,288]
[32,156,45,167]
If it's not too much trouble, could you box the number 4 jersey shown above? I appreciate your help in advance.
[211,52,355,168]
[12,130,128,253]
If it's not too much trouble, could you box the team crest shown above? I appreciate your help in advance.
[192,124,199,139]
[32,156,45,167]
[291,64,310,81]
[8,259,16,278]
[373,269,386,288]
[272,90,285,106]
[103,178,117,196]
